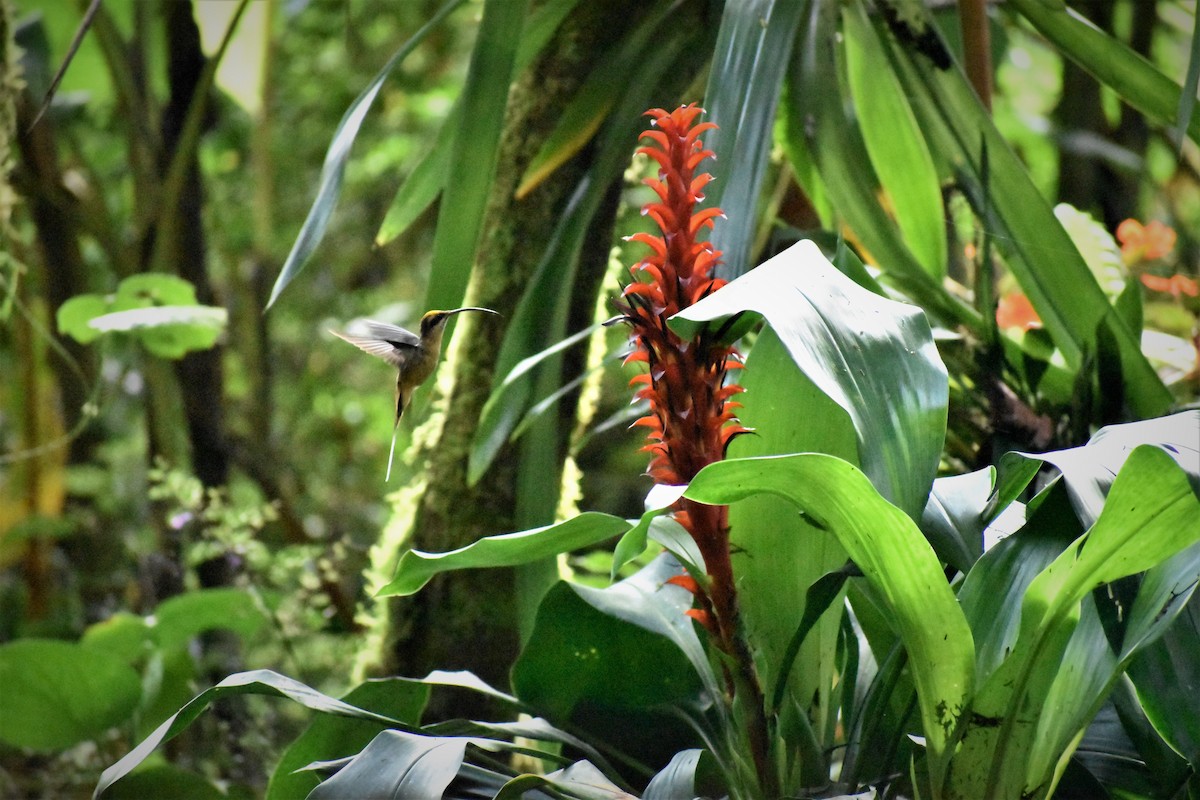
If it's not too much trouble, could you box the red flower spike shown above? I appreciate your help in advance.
[617,105,751,669]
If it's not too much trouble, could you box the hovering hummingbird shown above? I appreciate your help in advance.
[331,307,498,480]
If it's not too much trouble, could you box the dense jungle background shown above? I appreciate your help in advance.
[1,0,1199,798]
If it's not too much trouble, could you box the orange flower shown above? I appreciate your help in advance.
[1140,272,1199,299]
[996,291,1042,331]
[1117,218,1177,264]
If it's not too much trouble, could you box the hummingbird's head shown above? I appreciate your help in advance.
[419,306,498,336]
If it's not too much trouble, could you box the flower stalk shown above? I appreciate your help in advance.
[618,104,772,795]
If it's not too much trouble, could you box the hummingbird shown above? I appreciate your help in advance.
[331,307,498,481]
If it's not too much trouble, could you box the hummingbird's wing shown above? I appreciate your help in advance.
[330,321,421,368]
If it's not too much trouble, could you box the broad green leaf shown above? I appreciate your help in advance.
[265,0,466,309]
[1007,0,1200,146]
[57,294,110,344]
[725,325,856,776]
[956,447,1200,800]
[95,670,409,798]
[151,587,268,652]
[843,1,946,279]
[115,273,199,306]
[499,761,629,800]
[959,483,1083,684]
[427,716,609,770]
[512,555,710,770]
[81,612,153,665]
[675,239,948,521]
[684,453,974,781]
[377,512,630,597]
[703,0,809,278]
[307,730,467,800]
[422,0,528,313]
[267,678,430,800]
[0,639,141,752]
[999,411,1200,528]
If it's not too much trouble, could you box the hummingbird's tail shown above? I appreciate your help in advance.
[385,420,399,483]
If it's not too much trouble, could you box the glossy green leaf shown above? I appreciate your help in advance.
[265,0,466,309]
[684,453,974,781]
[151,587,268,653]
[267,679,429,800]
[307,730,467,800]
[998,411,1200,528]
[703,0,809,278]
[499,761,628,800]
[80,612,153,665]
[956,446,1200,799]
[842,1,946,278]
[1128,599,1200,770]
[1007,0,1200,146]
[675,239,948,521]
[959,483,1083,684]
[95,670,409,798]
[512,555,711,770]
[377,512,630,597]
[0,639,141,752]
[724,325,857,772]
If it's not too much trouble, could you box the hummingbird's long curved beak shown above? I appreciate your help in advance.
[443,307,499,317]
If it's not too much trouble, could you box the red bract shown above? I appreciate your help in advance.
[619,104,748,493]
[617,104,753,672]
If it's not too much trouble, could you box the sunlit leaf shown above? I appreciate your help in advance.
[684,453,974,782]
[675,239,948,521]
[843,1,946,279]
